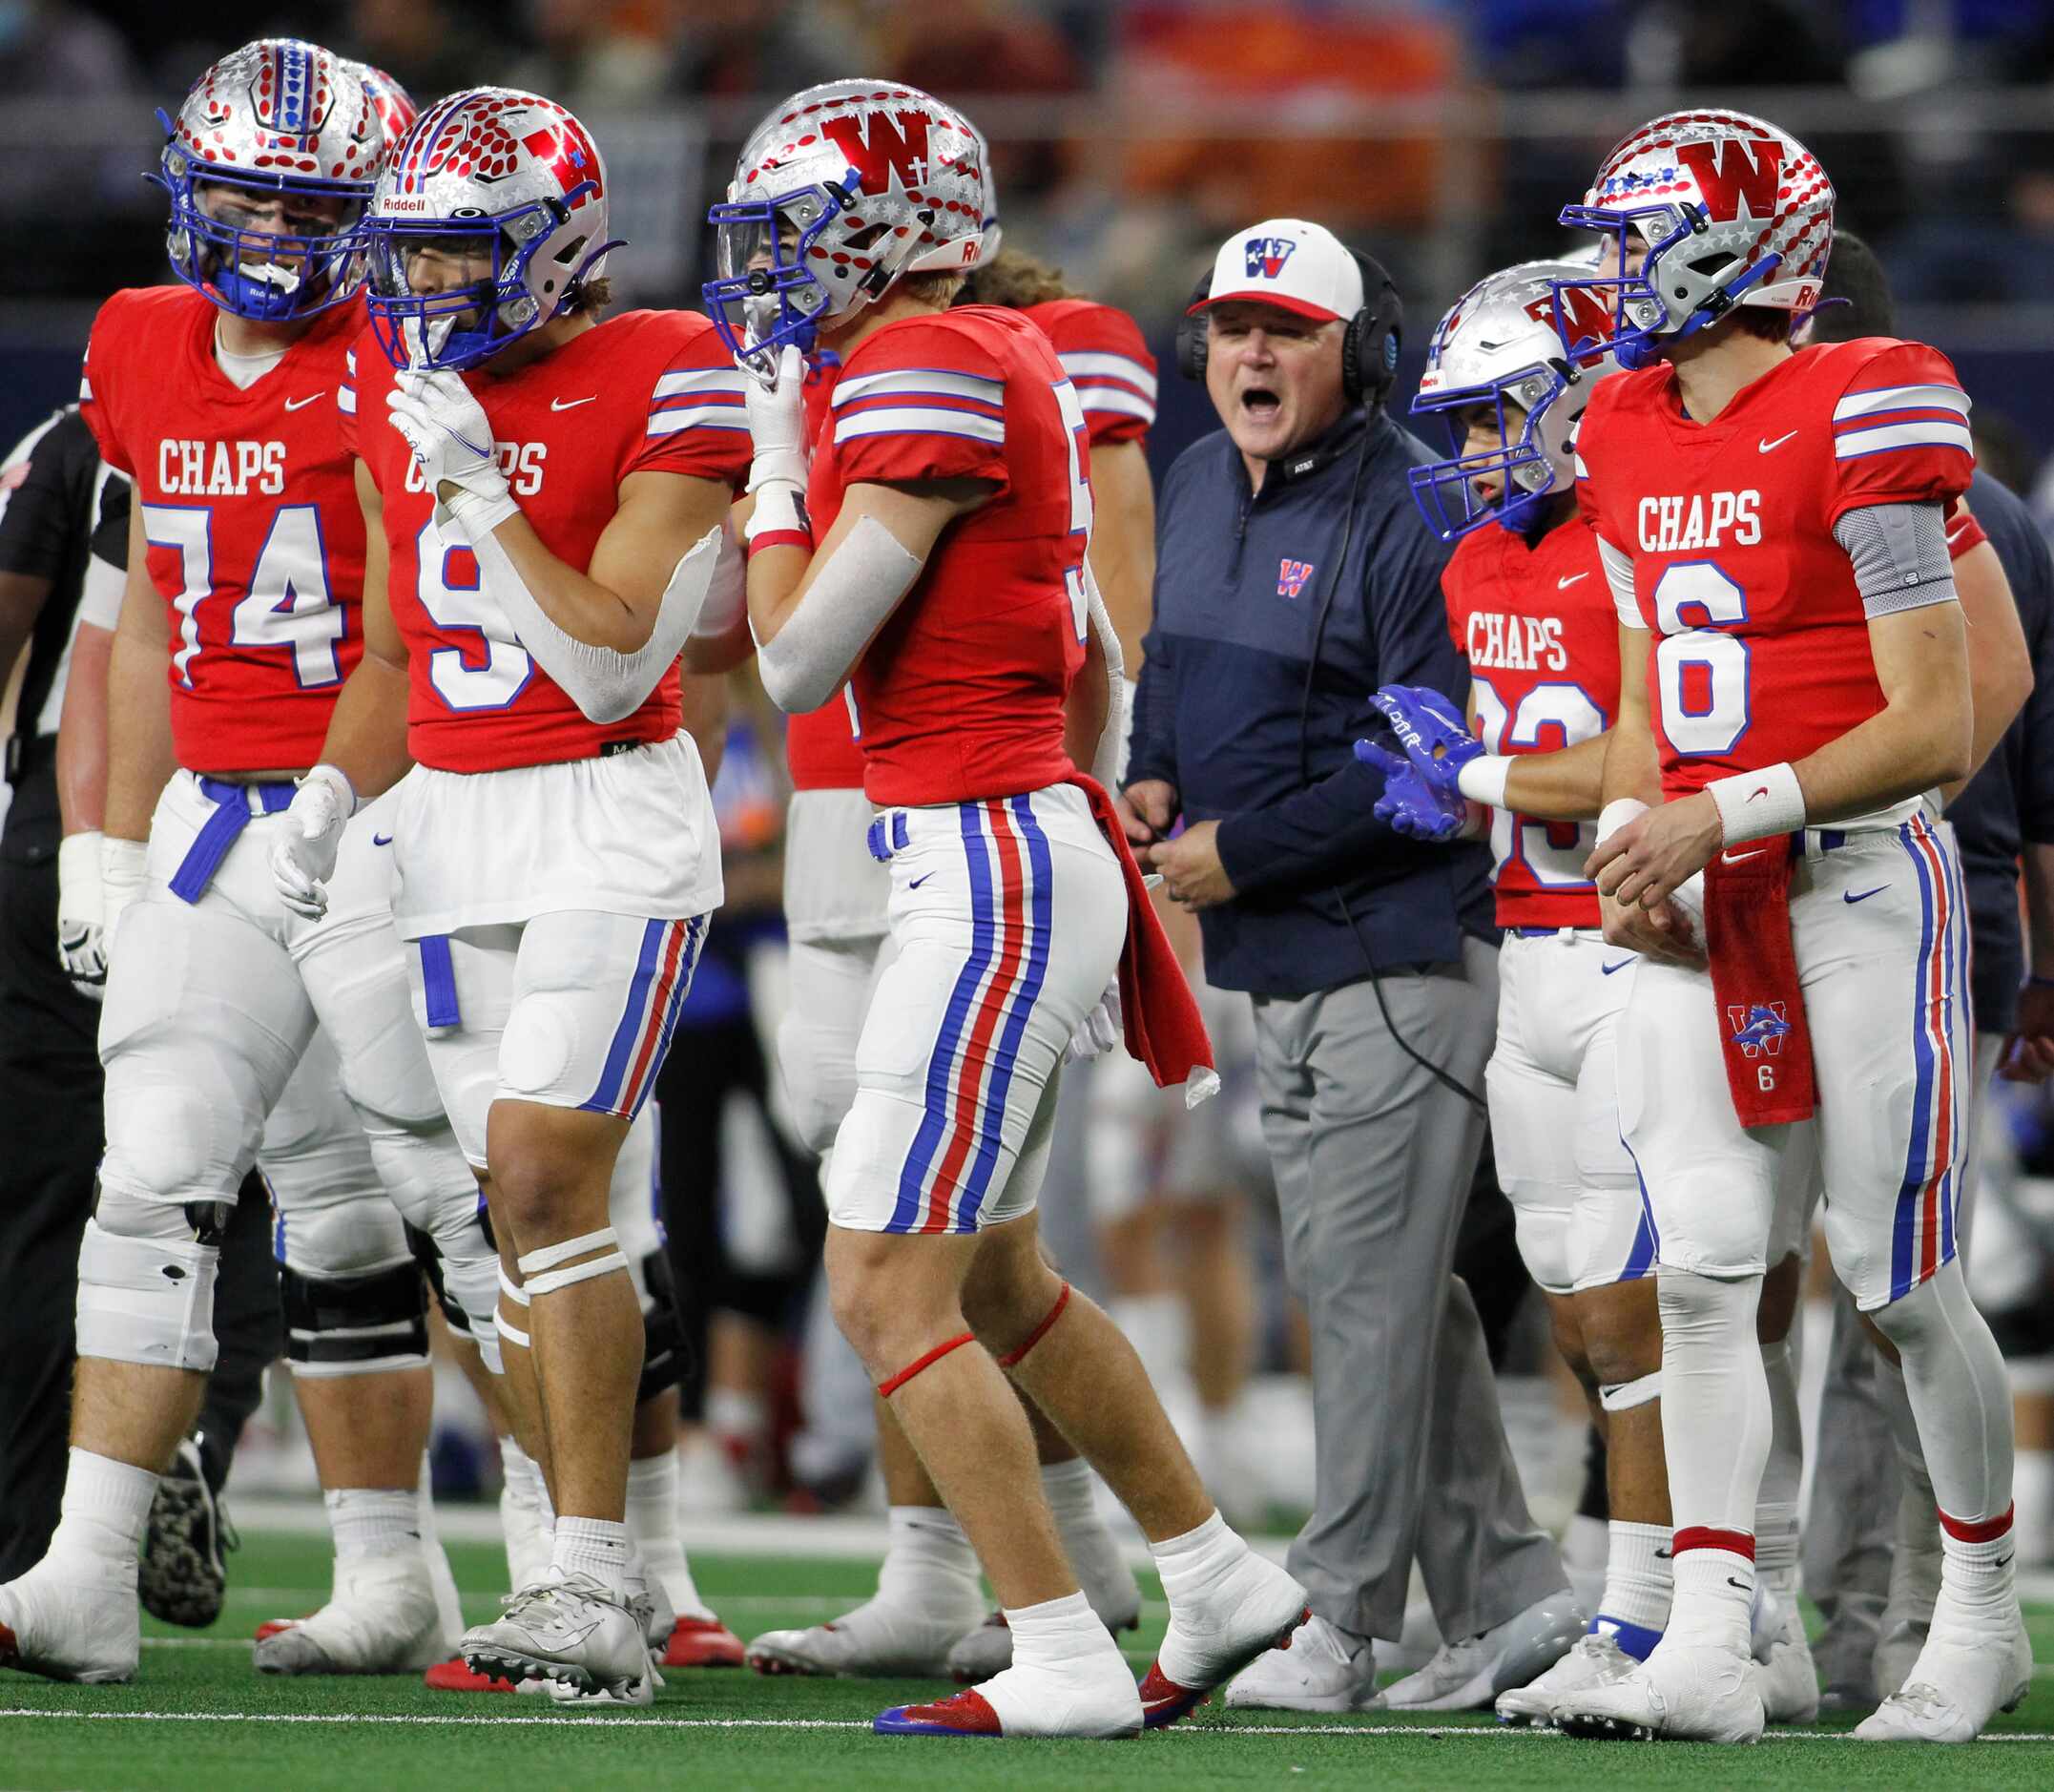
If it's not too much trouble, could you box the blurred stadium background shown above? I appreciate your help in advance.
[16,0,2054,1552]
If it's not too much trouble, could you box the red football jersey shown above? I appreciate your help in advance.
[1022,298,1157,448]
[79,286,365,773]
[345,310,750,773]
[786,299,1154,795]
[1576,337,1974,801]
[809,305,1091,806]
[1444,515,1619,928]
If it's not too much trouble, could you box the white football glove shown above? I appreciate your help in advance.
[269,765,357,921]
[738,344,813,552]
[1066,977,1125,1064]
[99,833,147,974]
[56,830,110,1000]
[388,319,512,540]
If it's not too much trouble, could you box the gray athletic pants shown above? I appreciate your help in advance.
[1251,937,1566,1643]
[1804,1030,2003,1700]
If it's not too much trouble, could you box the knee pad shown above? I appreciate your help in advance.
[281,1258,429,1376]
[406,1215,504,1375]
[75,1184,225,1373]
[101,1074,247,1208]
[776,1011,858,1157]
[498,991,584,1103]
[635,1248,689,1404]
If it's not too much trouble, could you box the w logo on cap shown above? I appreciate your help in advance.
[1246,237,1297,280]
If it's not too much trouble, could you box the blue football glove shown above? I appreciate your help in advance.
[1354,738,1470,842]
[1369,684,1483,795]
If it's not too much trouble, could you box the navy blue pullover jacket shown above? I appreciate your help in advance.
[1944,468,2054,1033]
[1130,405,1493,999]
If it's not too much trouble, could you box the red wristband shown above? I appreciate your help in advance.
[747,529,813,557]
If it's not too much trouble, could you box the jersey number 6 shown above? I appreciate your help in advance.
[1652,561,1751,758]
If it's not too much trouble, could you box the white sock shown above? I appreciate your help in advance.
[325,1487,419,1562]
[1001,1588,1106,1671]
[1599,1520,1672,1636]
[1939,1508,2017,1620]
[1147,1508,1242,1608]
[626,1450,710,1620]
[1756,1338,1802,1588]
[1669,1544,1753,1652]
[1043,1458,1135,1622]
[551,1515,632,1599]
[1870,1263,2014,1529]
[875,1505,981,1610]
[50,1448,156,1570]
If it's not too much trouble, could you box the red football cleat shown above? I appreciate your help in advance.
[252,1616,309,1643]
[662,1615,746,1668]
[424,1655,518,1694]
[874,1687,1005,1736]
[1138,1605,1308,1730]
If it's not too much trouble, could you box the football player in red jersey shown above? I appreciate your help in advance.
[0,41,506,1687]
[1367,258,1821,1723]
[740,100,1157,1684]
[709,81,1305,1740]
[267,87,751,1705]
[1534,110,2028,1743]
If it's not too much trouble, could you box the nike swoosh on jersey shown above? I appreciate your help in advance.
[550,395,598,411]
[372,832,393,846]
[1843,886,1888,904]
[907,872,933,889]
[1557,572,1589,590]
[283,393,326,411]
[1601,959,1633,975]
[1758,429,1798,452]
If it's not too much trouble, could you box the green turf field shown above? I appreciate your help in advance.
[3,1528,2051,1790]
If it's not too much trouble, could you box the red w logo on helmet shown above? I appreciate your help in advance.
[1527,283,1614,357]
[1675,138,1785,222]
[522,117,600,207]
[820,110,933,194]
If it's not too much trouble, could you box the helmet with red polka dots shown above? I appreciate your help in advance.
[1555,108,1833,370]
[362,86,617,371]
[704,79,986,367]
[155,38,397,323]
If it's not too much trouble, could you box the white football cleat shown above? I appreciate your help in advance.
[1382,1592,1585,1712]
[1222,1612,1380,1713]
[746,1591,983,1678]
[877,1636,1144,1738]
[1854,1604,2031,1743]
[459,1571,655,1706]
[253,1553,450,1675]
[1138,1548,1310,1727]
[1752,1588,1820,1723]
[1552,1637,1765,1743]
[0,1554,139,1685]
[1495,1629,1637,1728]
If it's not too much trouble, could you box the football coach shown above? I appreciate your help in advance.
[1121,219,1574,1710]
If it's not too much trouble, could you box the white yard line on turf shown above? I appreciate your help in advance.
[0,1710,2047,1741]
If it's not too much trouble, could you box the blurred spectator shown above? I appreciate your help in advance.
[0,2,138,98]
[345,0,501,106]
[1891,135,2054,307]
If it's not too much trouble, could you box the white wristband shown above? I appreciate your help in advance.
[1706,761,1806,845]
[1456,754,1512,809]
[1597,797,1649,842]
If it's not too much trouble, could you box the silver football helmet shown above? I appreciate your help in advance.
[704,79,987,367]
[1410,259,1623,542]
[155,38,392,322]
[363,87,618,371]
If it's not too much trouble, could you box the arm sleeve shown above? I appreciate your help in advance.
[631,319,752,484]
[1598,535,1641,628]
[1045,302,1158,448]
[829,322,1011,490]
[1214,515,1461,895]
[1833,501,1958,618]
[0,410,87,580]
[1827,341,1975,527]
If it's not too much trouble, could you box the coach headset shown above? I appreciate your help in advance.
[1173,243,1484,1111]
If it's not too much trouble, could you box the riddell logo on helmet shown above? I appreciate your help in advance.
[1245,238,1296,280]
[1673,139,1785,222]
[380,197,434,213]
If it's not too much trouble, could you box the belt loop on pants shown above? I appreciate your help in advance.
[1794,826,1847,860]
[169,777,298,904]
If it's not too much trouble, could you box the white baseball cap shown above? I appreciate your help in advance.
[1192,219,1364,323]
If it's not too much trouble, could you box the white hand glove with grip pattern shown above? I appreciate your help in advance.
[1066,977,1125,1064]
[269,765,357,922]
[56,830,110,1000]
[739,345,812,552]
[98,833,147,975]
[388,319,513,540]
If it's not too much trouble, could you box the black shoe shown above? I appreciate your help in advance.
[138,1436,237,1628]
